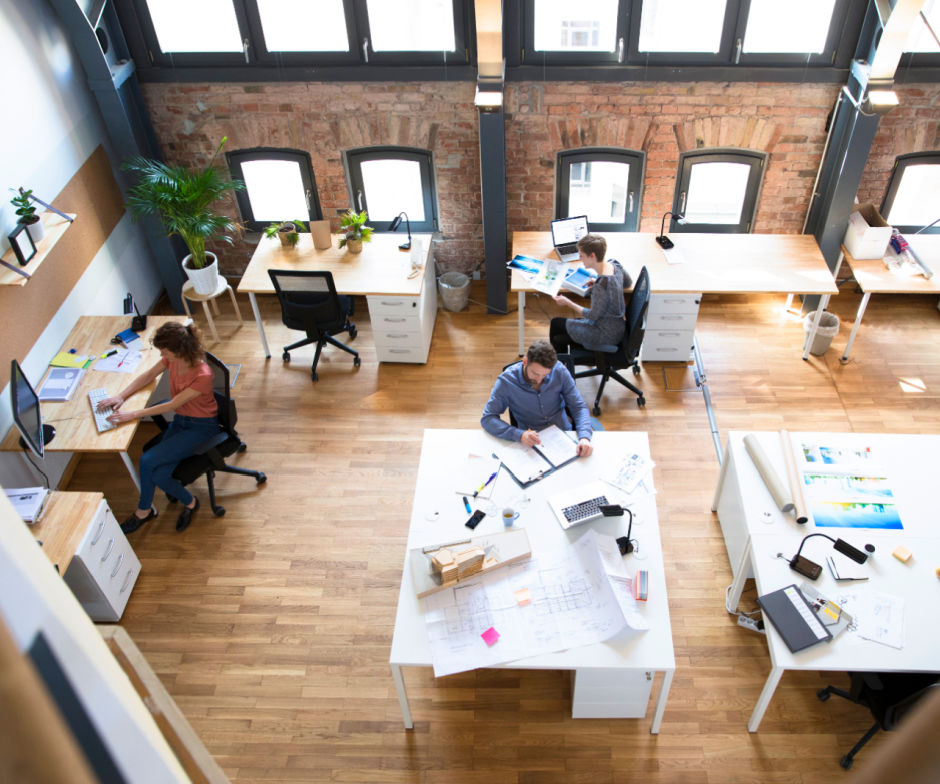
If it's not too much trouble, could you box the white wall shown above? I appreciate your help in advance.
[0,0,163,488]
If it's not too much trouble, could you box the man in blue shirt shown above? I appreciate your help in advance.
[481,340,593,457]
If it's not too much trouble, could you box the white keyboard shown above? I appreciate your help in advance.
[88,388,116,433]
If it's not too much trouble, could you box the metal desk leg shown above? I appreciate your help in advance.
[748,665,784,732]
[119,451,141,491]
[391,663,414,729]
[801,294,830,360]
[840,292,871,363]
[517,291,526,356]
[248,292,271,358]
[711,437,732,511]
[650,667,674,734]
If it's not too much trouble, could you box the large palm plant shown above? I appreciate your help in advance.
[122,137,245,269]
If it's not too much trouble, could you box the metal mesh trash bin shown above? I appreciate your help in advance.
[803,311,840,356]
[438,271,470,312]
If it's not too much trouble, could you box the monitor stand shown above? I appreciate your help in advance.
[19,424,56,452]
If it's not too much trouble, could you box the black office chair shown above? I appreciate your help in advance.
[267,269,360,381]
[817,671,939,769]
[567,265,650,415]
[143,352,266,517]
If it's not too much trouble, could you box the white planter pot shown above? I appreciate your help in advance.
[23,217,45,244]
[183,252,220,296]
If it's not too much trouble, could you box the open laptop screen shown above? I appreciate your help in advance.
[551,215,589,247]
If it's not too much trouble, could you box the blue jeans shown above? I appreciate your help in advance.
[138,415,219,510]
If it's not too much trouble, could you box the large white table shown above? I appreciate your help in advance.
[390,429,675,731]
[712,430,940,731]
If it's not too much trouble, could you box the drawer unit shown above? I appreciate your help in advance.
[571,668,654,719]
[641,292,700,362]
[366,256,437,364]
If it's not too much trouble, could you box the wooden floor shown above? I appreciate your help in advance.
[67,278,940,783]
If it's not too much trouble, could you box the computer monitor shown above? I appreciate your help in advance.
[10,359,54,458]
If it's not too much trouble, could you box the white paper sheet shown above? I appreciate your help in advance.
[94,349,143,374]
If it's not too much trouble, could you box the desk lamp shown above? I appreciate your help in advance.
[655,211,686,249]
[789,532,872,580]
[599,504,635,555]
[388,212,412,251]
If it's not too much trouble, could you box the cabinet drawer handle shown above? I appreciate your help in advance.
[660,315,684,321]
[657,331,682,337]
[662,298,687,305]
[100,538,114,562]
[388,333,410,339]
[379,300,405,307]
[110,552,124,578]
[383,317,407,323]
[91,520,105,546]
[388,349,413,354]
[120,569,134,594]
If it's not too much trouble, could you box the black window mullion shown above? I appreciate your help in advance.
[242,0,360,66]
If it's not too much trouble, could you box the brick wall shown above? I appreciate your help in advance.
[140,79,938,278]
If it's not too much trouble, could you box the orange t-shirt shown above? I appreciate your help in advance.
[165,359,218,418]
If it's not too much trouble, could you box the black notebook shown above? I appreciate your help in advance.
[757,584,832,653]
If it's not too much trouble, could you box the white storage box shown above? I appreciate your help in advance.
[843,203,892,260]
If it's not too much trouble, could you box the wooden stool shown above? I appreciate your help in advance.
[181,276,243,343]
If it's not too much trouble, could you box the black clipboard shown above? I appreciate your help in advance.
[757,584,833,653]
[495,426,579,488]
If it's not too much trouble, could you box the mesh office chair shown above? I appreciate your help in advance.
[268,269,360,381]
[817,672,939,769]
[567,265,650,416]
[142,352,266,517]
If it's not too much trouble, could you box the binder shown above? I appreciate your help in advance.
[757,584,832,653]
[494,425,579,487]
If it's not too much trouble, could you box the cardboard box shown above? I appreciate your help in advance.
[843,203,892,260]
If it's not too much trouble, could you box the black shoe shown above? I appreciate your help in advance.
[121,508,157,535]
[176,498,200,532]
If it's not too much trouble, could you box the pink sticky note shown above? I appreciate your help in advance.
[514,587,532,606]
[481,626,500,646]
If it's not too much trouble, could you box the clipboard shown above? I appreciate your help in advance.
[493,425,579,487]
[757,584,832,653]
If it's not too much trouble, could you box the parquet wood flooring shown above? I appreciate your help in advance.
[65,280,940,783]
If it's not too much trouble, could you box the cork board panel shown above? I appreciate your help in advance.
[0,145,125,372]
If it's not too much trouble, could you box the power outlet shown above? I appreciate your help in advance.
[737,615,765,634]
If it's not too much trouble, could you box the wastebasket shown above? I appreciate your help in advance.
[438,271,471,312]
[803,311,840,356]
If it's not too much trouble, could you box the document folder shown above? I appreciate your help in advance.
[757,584,832,653]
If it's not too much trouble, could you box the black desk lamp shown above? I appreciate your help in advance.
[655,211,686,249]
[789,532,872,580]
[599,504,635,555]
[388,212,412,251]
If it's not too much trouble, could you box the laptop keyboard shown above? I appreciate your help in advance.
[561,494,609,525]
[88,388,116,433]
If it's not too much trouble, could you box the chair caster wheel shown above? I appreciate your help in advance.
[592,405,601,416]
[282,351,290,362]
[354,356,361,368]
[238,443,247,453]
[817,689,830,702]
[256,472,267,484]
[212,506,225,517]
[349,325,358,339]
[633,365,641,376]
[840,756,853,770]
[311,371,318,381]
[637,396,646,407]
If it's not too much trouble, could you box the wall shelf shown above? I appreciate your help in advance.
[0,211,76,286]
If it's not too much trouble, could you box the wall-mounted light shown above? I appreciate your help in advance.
[474,87,503,112]
[862,89,899,114]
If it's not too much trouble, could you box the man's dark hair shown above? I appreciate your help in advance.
[577,233,606,261]
[526,339,557,368]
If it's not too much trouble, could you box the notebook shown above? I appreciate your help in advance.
[757,584,832,653]
[550,215,589,262]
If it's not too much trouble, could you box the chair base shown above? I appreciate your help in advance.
[572,360,646,416]
[282,321,360,381]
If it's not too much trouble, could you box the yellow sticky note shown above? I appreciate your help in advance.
[514,587,531,606]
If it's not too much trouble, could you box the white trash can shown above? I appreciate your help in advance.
[803,311,840,355]
[438,271,471,312]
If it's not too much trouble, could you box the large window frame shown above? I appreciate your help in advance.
[880,152,940,235]
[556,148,645,232]
[343,147,439,233]
[226,148,323,232]
[670,148,766,235]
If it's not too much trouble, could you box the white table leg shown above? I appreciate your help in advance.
[711,437,731,511]
[201,301,219,343]
[801,293,830,360]
[248,292,271,358]
[120,451,141,491]
[517,291,526,356]
[650,667,674,734]
[840,291,871,363]
[391,663,414,729]
[783,294,793,312]
[726,534,753,611]
[747,665,784,732]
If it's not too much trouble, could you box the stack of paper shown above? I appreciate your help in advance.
[38,367,85,401]
[5,486,49,523]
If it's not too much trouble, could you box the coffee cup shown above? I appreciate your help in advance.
[502,507,519,527]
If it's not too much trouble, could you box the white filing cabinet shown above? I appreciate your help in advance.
[367,252,437,363]
[32,492,141,622]
[572,668,655,719]
[641,292,701,362]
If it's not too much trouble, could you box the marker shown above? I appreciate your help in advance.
[463,496,471,514]
[102,349,118,358]
[473,470,498,498]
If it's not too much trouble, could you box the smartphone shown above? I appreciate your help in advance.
[789,555,822,580]
[465,509,485,530]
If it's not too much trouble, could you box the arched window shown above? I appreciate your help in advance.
[556,148,645,232]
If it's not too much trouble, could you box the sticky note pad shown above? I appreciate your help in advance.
[481,627,500,646]
[892,545,912,562]
[514,587,532,606]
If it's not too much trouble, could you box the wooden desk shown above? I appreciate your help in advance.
[1,316,180,489]
[238,232,437,363]
[713,430,940,731]
[836,235,940,362]
[390,429,675,731]
[510,232,837,358]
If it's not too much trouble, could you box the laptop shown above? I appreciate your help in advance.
[550,215,589,262]
[547,480,611,530]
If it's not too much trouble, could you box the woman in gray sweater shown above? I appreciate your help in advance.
[550,234,629,353]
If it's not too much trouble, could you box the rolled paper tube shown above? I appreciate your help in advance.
[743,433,794,515]
[780,429,809,524]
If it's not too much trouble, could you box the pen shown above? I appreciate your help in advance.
[473,470,498,498]
[463,496,471,514]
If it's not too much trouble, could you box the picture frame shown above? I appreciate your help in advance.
[8,223,37,266]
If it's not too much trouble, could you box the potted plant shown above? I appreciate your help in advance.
[9,187,45,244]
[122,137,245,295]
[338,209,373,254]
[264,219,306,248]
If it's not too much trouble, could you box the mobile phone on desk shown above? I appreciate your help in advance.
[465,510,485,530]
[789,555,822,580]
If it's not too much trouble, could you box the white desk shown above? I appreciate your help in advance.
[713,430,940,731]
[390,429,675,731]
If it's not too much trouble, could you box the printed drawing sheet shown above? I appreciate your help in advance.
[423,529,648,677]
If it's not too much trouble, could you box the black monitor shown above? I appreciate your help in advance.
[10,359,54,458]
